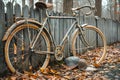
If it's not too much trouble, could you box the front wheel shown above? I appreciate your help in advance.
[71,25,107,65]
[5,23,51,73]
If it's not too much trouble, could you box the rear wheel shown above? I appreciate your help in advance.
[71,25,107,65]
[5,23,51,73]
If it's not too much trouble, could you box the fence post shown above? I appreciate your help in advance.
[117,22,120,41]
[84,16,97,46]
[112,20,118,42]
[0,0,7,75]
[30,7,35,18]
[6,2,14,27]
[22,5,29,18]
[14,3,21,17]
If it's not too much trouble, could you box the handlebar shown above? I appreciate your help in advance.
[72,6,95,16]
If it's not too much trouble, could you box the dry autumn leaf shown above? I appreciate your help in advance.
[92,57,101,68]
[93,63,101,68]
[29,74,38,79]
[10,76,17,80]
[50,69,57,74]
[49,69,61,75]
[63,75,71,79]
[61,64,78,70]
[40,68,50,74]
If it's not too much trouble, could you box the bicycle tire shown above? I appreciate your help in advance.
[71,25,107,65]
[5,23,51,73]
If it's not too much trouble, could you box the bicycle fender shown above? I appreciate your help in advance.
[2,19,51,42]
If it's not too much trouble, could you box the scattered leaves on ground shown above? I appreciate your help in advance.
[1,43,120,80]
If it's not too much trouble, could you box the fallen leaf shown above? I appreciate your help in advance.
[50,69,57,74]
[49,69,61,75]
[93,57,101,68]
[40,68,50,74]
[29,74,38,79]
[93,63,101,68]
[61,64,78,70]
[10,76,17,80]
[63,76,71,79]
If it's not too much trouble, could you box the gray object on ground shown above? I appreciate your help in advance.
[65,56,88,70]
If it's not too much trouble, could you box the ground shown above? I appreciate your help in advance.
[0,42,120,80]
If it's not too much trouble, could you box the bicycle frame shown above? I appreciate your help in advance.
[31,11,82,50]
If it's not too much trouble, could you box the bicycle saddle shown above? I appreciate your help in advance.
[35,1,53,9]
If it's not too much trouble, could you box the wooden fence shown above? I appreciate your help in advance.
[0,1,120,75]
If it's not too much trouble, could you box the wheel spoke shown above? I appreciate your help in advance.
[5,23,51,73]
[71,26,106,65]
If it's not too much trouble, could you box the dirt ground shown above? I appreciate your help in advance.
[0,42,120,80]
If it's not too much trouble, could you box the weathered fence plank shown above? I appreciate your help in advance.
[63,15,70,57]
[97,18,106,46]
[30,7,35,18]
[0,0,7,75]
[112,21,118,42]
[107,19,113,44]
[22,5,29,18]
[79,16,84,25]
[117,22,120,41]
[14,3,21,17]
[85,16,96,26]
[0,1,5,41]
[34,8,40,21]
[6,2,13,27]
[101,19,111,44]
[85,16,97,46]
[53,13,60,45]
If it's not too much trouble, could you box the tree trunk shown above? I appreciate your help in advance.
[63,0,73,14]
[117,0,120,21]
[114,0,120,21]
[114,0,117,20]
[29,0,34,8]
[39,0,45,2]
[22,0,25,7]
[95,0,102,17]
[48,0,52,3]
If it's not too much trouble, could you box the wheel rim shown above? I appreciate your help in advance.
[5,24,51,73]
[71,26,107,65]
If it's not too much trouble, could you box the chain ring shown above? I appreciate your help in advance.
[55,46,63,61]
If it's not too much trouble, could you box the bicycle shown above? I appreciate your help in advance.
[2,1,107,73]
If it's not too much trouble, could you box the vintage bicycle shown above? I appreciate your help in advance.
[2,1,107,73]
